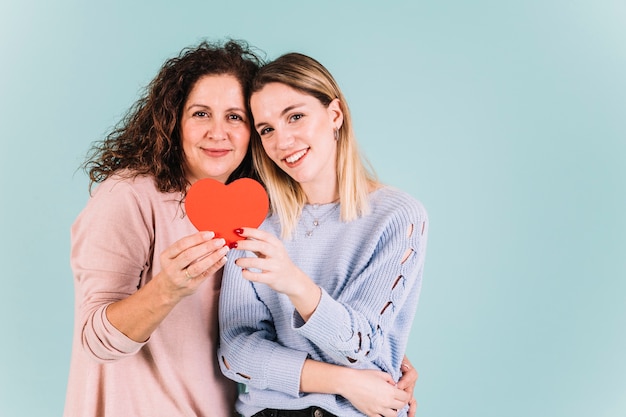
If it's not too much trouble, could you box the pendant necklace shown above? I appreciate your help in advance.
[302,202,340,238]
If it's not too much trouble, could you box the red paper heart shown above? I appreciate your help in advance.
[185,178,269,246]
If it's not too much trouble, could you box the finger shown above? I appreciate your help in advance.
[185,245,229,278]
[235,227,277,243]
[408,398,417,417]
[396,373,417,390]
[381,385,410,409]
[394,388,411,405]
[380,408,401,417]
[380,372,396,386]
[164,231,215,259]
[232,239,279,263]
[232,238,271,256]
[181,237,227,268]
[400,357,416,378]
[235,256,272,272]
[240,267,268,284]
[387,398,410,412]
[195,253,228,280]
[397,364,418,390]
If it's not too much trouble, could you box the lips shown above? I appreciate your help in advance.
[203,148,231,157]
[284,148,309,165]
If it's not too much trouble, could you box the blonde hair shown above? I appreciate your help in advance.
[250,53,379,238]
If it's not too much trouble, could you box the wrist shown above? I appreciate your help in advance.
[289,272,322,322]
[301,360,355,396]
[332,366,355,397]
[150,273,184,307]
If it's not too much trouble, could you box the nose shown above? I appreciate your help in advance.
[207,118,227,140]
[275,128,294,150]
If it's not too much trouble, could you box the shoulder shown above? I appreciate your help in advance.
[84,172,182,220]
[90,172,182,206]
[366,187,428,254]
[92,172,158,197]
[369,186,428,222]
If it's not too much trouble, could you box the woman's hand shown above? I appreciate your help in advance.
[106,231,228,342]
[233,227,321,321]
[157,231,229,302]
[339,369,411,417]
[397,356,419,416]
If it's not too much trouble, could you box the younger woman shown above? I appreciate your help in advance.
[219,53,428,417]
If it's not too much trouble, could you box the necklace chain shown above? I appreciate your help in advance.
[302,203,339,238]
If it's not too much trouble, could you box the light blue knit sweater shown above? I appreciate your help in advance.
[219,186,428,417]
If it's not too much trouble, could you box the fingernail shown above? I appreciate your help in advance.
[234,228,243,235]
[202,231,215,239]
[229,242,238,249]
[217,238,226,246]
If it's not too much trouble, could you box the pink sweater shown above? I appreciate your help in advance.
[64,174,236,417]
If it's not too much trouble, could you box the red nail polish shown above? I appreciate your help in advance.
[229,242,238,249]
[234,228,244,235]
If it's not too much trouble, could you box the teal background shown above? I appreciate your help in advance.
[1,0,624,416]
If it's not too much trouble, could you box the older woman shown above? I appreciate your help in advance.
[65,40,262,417]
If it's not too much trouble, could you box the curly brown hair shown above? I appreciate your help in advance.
[83,39,264,193]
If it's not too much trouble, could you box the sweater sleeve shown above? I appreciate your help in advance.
[218,251,309,398]
[70,178,153,362]
[295,197,428,371]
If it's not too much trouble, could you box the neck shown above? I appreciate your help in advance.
[302,184,339,205]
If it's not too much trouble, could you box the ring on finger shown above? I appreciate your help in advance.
[184,267,193,280]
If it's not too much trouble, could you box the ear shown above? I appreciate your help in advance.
[327,98,344,130]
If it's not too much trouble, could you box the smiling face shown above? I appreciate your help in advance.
[250,82,343,202]
[180,74,251,185]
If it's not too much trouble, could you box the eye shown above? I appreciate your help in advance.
[258,126,274,136]
[229,113,245,122]
[193,111,208,117]
[289,113,304,122]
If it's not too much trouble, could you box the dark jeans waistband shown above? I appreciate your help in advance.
[251,406,337,417]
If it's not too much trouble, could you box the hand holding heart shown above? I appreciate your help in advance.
[153,178,269,302]
[234,227,322,322]
[185,178,269,246]
[157,231,230,300]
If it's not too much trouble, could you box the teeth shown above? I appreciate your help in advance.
[285,149,307,164]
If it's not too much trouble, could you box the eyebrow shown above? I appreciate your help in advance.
[186,104,246,113]
[254,103,305,129]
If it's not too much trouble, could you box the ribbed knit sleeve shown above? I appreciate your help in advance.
[71,177,152,361]
[67,174,237,416]
[218,253,309,397]
[294,190,427,374]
